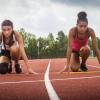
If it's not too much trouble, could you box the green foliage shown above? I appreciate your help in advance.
[18,28,99,59]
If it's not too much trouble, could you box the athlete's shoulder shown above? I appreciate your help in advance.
[88,27,95,33]
[13,30,20,36]
[14,30,23,41]
[69,27,77,32]
[69,27,77,36]
[13,30,19,34]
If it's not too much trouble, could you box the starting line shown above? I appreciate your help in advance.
[63,65,100,74]
[63,70,100,74]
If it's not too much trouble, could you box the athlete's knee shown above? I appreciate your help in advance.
[0,62,8,74]
[80,46,90,52]
[0,56,10,63]
[80,46,90,56]
[70,64,80,72]
[71,66,79,72]
[10,45,19,59]
[10,45,19,54]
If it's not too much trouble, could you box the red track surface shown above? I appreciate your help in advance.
[0,58,100,100]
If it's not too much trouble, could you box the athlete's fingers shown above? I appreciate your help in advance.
[59,65,69,74]
[28,68,39,74]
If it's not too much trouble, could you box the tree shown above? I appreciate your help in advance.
[18,28,99,59]
[56,31,68,57]
[19,28,37,59]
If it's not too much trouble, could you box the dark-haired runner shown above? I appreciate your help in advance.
[61,11,100,73]
[0,20,37,74]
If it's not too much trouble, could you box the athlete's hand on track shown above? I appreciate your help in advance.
[59,65,70,74]
[25,67,39,75]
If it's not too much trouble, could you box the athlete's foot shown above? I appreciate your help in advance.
[8,61,12,74]
[80,63,88,72]
[15,63,22,74]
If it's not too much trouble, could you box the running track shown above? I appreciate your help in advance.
[0,58,100,100]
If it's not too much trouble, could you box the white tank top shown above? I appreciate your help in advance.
[1,33,17,50]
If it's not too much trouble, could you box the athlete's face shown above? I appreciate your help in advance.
[2,26,13,38]
[77,21,88,34]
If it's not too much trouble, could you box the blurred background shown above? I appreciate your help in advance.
[0,0,100,58]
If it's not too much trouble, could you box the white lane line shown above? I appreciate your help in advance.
[0,75,100,85]
[44,59,60,100]
[0,80,44,85]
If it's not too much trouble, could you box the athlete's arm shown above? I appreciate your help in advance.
[90,28,100,64]
[15,31,37,74]
[60,28,74,73]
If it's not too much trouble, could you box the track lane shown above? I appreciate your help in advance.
[0,59,50,100]
[49,58,100,100]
